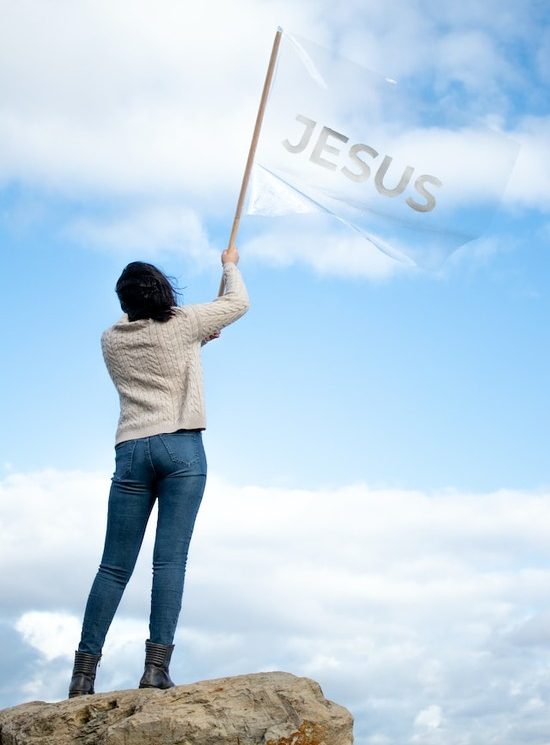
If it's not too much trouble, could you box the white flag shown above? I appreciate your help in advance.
[247,30,519,268]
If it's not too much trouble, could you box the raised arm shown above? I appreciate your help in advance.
[189,246,249,341]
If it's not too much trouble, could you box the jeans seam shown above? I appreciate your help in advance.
[146,437,157,478]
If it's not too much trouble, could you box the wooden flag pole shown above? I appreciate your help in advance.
[219,26,283,296]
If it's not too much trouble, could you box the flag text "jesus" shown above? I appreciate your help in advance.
[282,115,443,213]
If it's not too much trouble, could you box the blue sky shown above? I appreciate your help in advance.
[3,200,548,492]
[1,2,549,743]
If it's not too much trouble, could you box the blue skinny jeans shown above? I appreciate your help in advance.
[78,430,207,655]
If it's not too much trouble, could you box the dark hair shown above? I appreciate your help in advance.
[115,261,180,322]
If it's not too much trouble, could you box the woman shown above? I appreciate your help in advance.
[68,245,249,697]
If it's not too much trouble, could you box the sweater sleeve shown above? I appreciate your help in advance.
[188,262,250,340]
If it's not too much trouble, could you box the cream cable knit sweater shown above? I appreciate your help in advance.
[101,262,249,445]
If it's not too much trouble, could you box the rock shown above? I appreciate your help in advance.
[0,671,353,745]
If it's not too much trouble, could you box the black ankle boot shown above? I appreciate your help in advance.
[138,640,175,689]
[68,651,101,698]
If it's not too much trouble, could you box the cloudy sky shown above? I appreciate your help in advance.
[1,1,549,743]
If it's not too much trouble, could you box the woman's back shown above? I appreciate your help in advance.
[101,262,249,445]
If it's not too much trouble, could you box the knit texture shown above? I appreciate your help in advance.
[101,263,249,445]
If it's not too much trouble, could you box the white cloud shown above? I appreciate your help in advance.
[414,703,443,729]
[0,1,546,210]
[243,217,413,278]
[0,0,311,201]
[15,612,81,662]
[506,117,550,210]
[66,205,219,266]
[0,0,546,282]
[3,468,550,741]
[332,0,529,89]
[434,30,510,91]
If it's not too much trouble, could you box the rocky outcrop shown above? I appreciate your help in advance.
[0,671,353,745]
